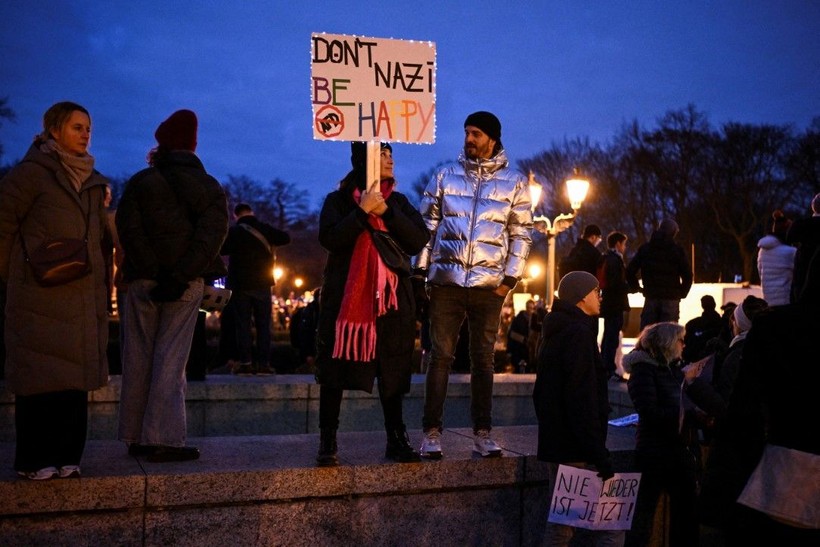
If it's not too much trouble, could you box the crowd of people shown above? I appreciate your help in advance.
[1,101,818,545]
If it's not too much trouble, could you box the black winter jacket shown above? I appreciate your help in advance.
[315,187,429,396]
[533,298,611,467]
[624,349,692,470]
[786,215,820,301]
[625,230,692,300]
[116,151,228,283]
[600,249,630,316]
[221,216,290,290]
[562,237,601,277]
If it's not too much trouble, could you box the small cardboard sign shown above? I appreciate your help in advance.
[547,465,642,531]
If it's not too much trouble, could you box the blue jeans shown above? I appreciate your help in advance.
[542,462,626,547]
[423,285,504,433]
[639,298,680,331]
[600,312,625,376]
[233,289,272,366]
[118,278,203,447]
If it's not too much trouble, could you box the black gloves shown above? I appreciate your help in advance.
[596,458,615,482]
[411,273,429,320]
[150,271,189,302]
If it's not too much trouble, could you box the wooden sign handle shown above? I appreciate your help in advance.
[366,140,380,193]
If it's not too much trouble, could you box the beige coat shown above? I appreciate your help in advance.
[0,143,109,396]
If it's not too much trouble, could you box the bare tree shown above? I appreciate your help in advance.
[518,138,605,258]
[222,175,311,230]
[517,105,820,283]
[785,118,820,212]
[264,178,311,231]
[706,122,797,281]
[0,96,18,170]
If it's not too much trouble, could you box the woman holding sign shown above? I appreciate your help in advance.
[314,141,429,466]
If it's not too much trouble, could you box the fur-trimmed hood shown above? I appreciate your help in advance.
[622,348,663,374]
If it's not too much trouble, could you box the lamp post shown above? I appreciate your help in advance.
[529,168,590,309]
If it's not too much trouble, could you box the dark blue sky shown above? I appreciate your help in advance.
[1,1,818,209]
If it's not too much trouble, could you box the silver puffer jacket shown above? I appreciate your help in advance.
[414,149,532,288]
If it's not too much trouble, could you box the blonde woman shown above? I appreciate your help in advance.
[0,102,109,480]
[624,322,699,546]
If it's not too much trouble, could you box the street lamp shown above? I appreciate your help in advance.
[519,261,543,295]
[529,168,590,309]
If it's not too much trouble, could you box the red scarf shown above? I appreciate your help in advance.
[332,181,399,362]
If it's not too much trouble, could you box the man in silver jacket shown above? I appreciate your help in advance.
[415,111,532,459]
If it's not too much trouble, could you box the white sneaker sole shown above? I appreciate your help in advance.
[474,444,503,458]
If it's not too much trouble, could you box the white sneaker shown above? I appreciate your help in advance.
[58,465,81,478]
[420,430,443,460]
[17,466,59,480]
[474,429,502,457]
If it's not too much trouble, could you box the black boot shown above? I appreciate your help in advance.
[385,425,421,463]
[316,428,338,467]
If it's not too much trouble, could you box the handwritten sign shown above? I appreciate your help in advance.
[548,465,642,531]
[310,33,436,143]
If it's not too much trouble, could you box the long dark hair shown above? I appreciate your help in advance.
[339,167,365,193]
[146,145,172,167]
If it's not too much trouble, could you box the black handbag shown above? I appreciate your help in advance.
[365,224,411,276]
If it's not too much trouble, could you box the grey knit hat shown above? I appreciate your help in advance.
[558,271,599,304]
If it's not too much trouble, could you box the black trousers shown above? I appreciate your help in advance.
[319,382,404,431]
[15,390,88,472]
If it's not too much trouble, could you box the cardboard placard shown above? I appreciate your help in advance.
[311,33,436,143]
[548,465,642,531]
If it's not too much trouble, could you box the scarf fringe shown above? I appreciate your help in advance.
[333,320,377,362]
[332,276,399,362]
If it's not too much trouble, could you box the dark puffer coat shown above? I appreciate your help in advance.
[624,349,693,471]
[116,151,228,284]
[315,187,429,397]
[533,298,611,467]
[0,143,109,396]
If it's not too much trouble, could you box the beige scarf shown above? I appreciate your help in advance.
[40,139,95,192]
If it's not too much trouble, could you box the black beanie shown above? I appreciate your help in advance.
[464,111,501,142]
[350,141,392,169]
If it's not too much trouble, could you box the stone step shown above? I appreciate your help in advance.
[0,425,638,546]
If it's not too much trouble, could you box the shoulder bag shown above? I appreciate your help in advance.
[737,444,820,528]
[364,223,411,276]
[21,206,91,287]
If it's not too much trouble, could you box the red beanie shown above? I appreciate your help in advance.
[155,109,197,151]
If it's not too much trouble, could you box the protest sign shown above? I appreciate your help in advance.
[311,33,436,143]
[547,465,642,531]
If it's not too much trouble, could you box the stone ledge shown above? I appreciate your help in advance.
[0,425,637,546]
[0,375,635,442]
